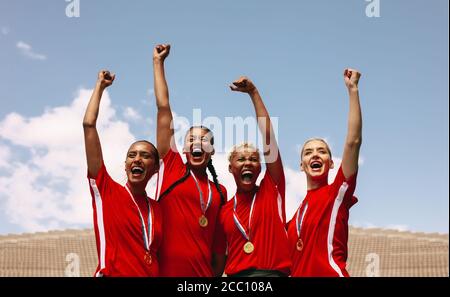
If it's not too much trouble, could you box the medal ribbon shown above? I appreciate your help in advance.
[190,171,212,215]
[296,202,308,238]
[233,193,257,241]
[125,184,153,251]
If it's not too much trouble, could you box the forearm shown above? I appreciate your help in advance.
[83,82,105,177]
[249,90,278,157]
[83,83,105,127]
[345,87,362,147]
[153,58,174,157]
[249,89,282,182]
[153,59,170,109]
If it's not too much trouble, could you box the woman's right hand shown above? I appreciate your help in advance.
[97,70,115,89]
[153,44,171,62]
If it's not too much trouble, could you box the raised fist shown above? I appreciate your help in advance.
[344,68,361,90]
[153,44,171,61]
[97,70,115,89]
[229,76,256,94]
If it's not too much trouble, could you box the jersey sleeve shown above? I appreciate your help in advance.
[87,162,116,204]
[331,165,358,209]
[258,167,287,224]
[155,147,187,200]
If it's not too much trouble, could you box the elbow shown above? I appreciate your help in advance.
[346,136,362,149]
[82,121,96,129]
[157,104,171,112]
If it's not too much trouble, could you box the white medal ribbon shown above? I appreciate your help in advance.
[125,185,153,251]
[233,192,257,241]
[190,171,212,215]
[296,202,308,238]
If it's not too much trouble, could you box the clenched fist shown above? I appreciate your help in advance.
[97,70,115,89]
[153,44,171,62]
[344,68,361,90]
[229,76,257,94]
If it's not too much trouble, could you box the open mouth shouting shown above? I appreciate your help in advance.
[191,146,204,158]
[240,169,255,184]
[309,160,323,172]
[131,165,145,177]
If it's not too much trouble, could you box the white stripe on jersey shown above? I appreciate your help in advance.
[90,178,106,277]
[277,192,284,224]
[155,159,165,201]
[327,182,349,277]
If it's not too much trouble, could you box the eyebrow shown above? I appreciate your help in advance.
[128,150,152,154]
[304,147,327,152]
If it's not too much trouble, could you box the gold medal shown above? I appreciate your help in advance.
[243,241,254,254]
[144,251,152,266]
[199,215,208,227]
[296,238,303,252]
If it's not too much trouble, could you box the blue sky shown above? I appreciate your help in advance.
[0,0,448,234]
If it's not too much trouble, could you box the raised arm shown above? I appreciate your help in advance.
[153,44,173,158]
[83,70,115,177]
[341,68,362,179]
[230,77,283,184]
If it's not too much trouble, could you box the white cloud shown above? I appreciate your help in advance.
[0,145,11,168]
[16,41,47,61]
[0,88,135,232]
[122,106,142,122]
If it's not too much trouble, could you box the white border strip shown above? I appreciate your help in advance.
[327,182,349,277]
[90,178,106,277]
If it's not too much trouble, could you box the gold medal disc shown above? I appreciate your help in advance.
[243,241,254,254]
[296,238,303,252]
[199,215,208,227]
[144,251,152,266]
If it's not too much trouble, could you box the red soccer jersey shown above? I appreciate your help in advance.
[217,170,291,276]
[155,149,227,277]
[88,163,162,277]
[287,166,357,277]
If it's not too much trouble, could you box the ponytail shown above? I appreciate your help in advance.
[207,159,226,205]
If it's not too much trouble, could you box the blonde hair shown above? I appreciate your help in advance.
[227,142,261,163]
[300,138,332,160]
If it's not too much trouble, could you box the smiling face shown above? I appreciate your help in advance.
[183,127,215,171]
[228,144,262,193]
[300,139,334,181]
[125,141,159,188]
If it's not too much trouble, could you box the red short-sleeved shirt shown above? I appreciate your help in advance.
[88,163,162,277]
[155,149,227,277]
[287,166,358,277]
[217,170,291,276]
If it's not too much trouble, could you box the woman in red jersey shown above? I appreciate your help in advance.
[216,77,291,277]
[152,44,227,277]
[83,70,162,277]
[287,69,362,277]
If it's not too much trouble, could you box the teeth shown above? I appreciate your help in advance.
[131,167,144,174]
[192,147,203,157]
[310,162,322,169]
[241,172,253,181]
